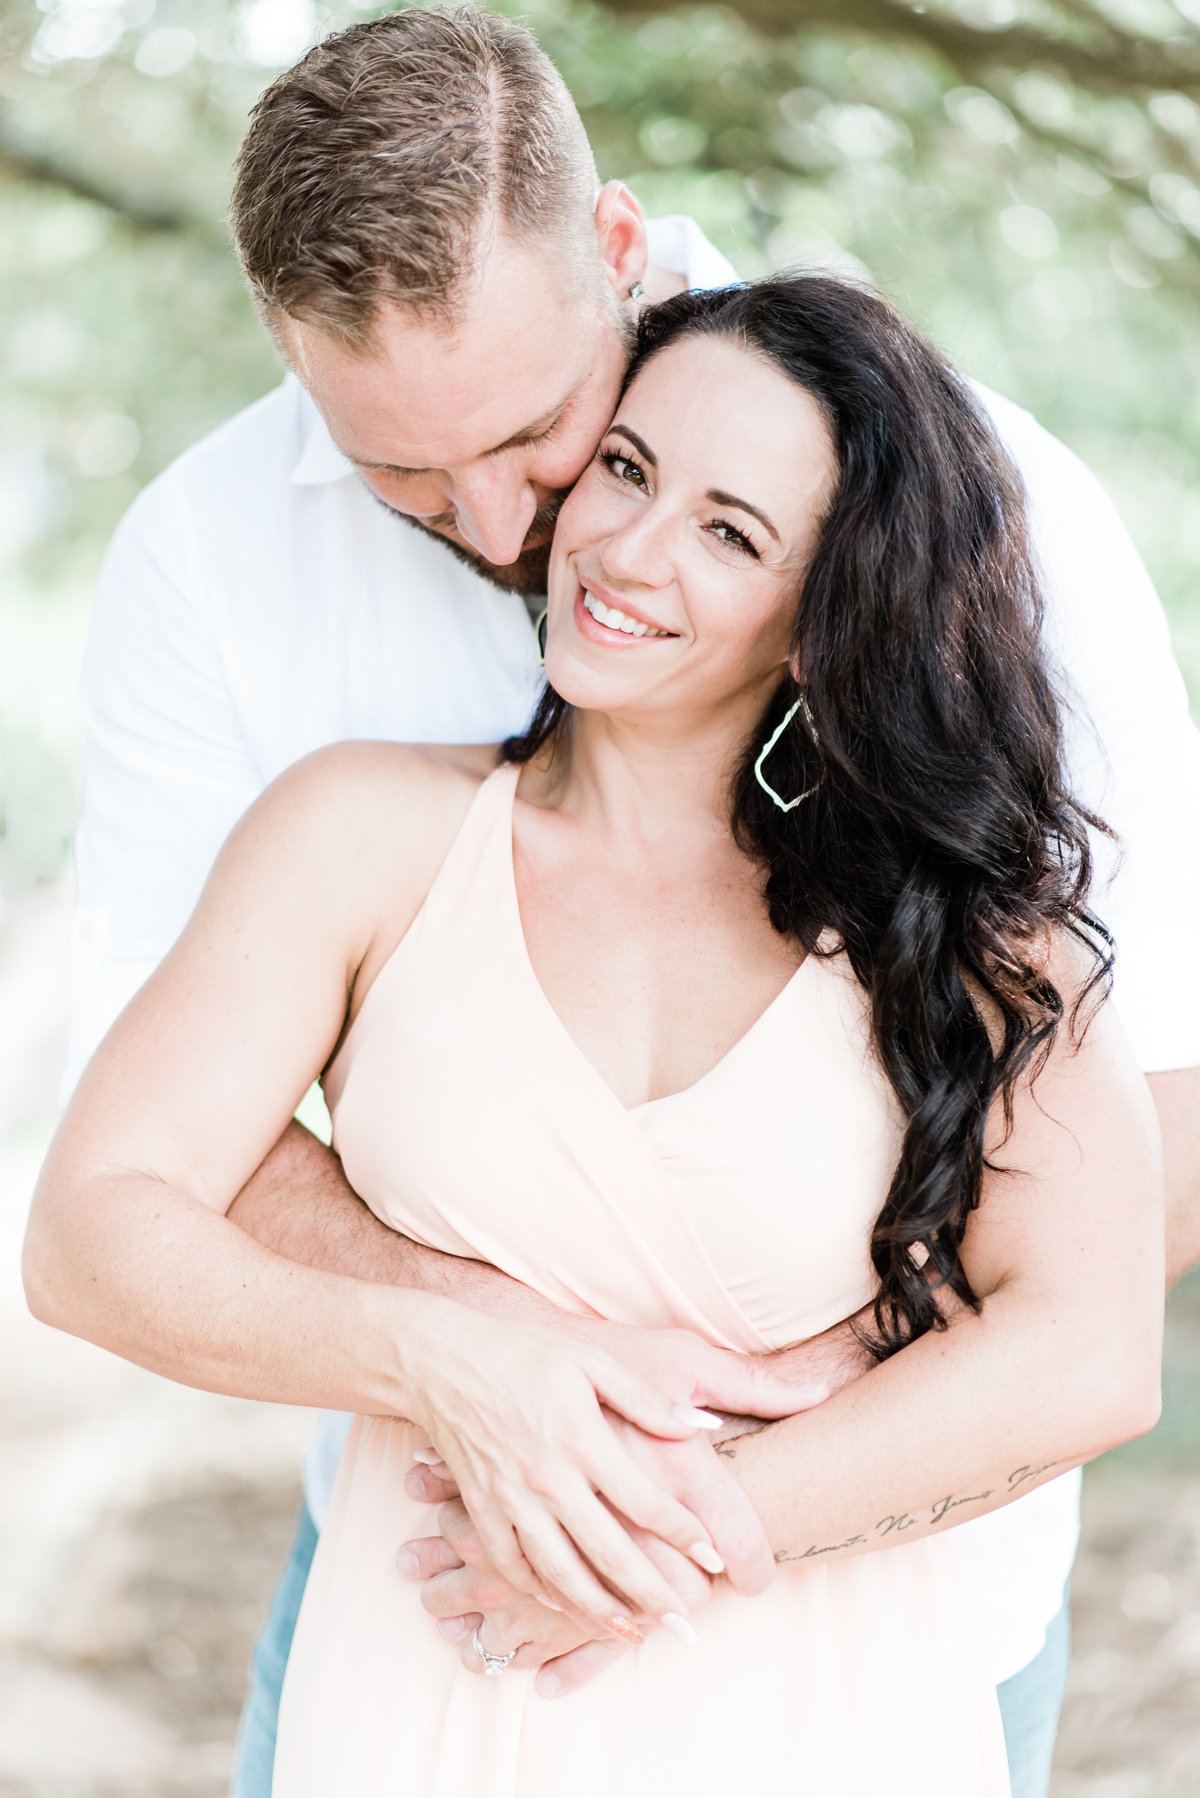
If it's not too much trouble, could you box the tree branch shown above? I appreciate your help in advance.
[0,119,219,238]
[602,0,1200,100]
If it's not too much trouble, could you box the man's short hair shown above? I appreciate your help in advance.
[230,6,599,346]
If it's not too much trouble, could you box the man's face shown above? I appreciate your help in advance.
[282,234,635,598]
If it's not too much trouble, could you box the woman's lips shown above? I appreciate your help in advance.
[573,583,675,645]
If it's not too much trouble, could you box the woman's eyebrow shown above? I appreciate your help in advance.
[706,488,781,543]
[609,424,780,543]
[608,424,657,466]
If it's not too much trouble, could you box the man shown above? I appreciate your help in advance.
[25,10,1200,1798]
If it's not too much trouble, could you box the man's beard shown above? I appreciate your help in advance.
[365,485,565,604]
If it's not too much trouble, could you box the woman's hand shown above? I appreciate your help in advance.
[399,1498,714,1693]
[403,1391,777,1606]
[399,1299,731,1637]
[597,1410,777,1595]
[402,1503,601,1674]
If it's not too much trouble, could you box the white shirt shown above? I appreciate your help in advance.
[65,218,1200,1686]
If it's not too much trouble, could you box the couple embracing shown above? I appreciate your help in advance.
[25,9,1200,1798]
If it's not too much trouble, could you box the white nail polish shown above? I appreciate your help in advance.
[660,1611,698,1647]
[677,1406,724,1430]
[412,1446,442,1466]
[688,1541,726,1575]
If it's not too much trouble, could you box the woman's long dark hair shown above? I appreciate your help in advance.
[505,276,1111,1357]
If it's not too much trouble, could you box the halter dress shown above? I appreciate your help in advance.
[273,764,1010,1798]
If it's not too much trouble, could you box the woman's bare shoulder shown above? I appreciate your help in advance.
[268,738,497,809]
[207,740,501,945]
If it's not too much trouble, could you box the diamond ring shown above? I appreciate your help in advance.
[471,1624,518,1676]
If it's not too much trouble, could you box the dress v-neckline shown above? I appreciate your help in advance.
[497,766,813,1117]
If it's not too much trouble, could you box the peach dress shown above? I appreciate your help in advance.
[273,765,1010,1798]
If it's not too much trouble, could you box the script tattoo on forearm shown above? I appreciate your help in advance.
[1006,1460,1059,1491]
[774,1532,869,1562]
[774,1461,1065,1564]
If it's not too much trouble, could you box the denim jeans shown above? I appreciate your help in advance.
[995,1589,1072,1798]
[230,1507,1071,1798]
[230,1505,318,1798]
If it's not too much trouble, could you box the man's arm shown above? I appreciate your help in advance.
[65,461,272,1099]
[227,1120,831,1420]
[227,1121,549,1309]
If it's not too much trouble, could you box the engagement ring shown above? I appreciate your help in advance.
[471,1625,518,1677]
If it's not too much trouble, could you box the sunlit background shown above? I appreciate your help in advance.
[1,0,1199,1790]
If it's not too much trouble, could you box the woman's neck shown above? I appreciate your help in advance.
[529,687,779,846]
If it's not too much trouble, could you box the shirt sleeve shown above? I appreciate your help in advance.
[62,467,263,1101]
[985,389,1200,1072]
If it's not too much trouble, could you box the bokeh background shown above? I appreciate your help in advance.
[1,0,1198,1790]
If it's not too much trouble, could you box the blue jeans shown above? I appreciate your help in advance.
[230,1505,318,1798]
[996,1589,1071,1798]
[231,1508,1071,1798]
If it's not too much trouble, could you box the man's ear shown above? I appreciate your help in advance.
[594,181,649,301]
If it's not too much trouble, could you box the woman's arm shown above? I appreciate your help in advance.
[23,745,755,1635]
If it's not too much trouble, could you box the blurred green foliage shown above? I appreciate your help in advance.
[2,0,1199,892]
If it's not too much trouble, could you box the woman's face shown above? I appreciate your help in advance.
[544,334,838,727]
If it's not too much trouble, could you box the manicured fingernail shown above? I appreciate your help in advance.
[395,1547,420,1577]
[660,1611,698,1646]
[437,1616,467,1641]
[675,1406,723,1430]
[537,1671,562,1697]
[688,1541,725,1574]
[606,1614,644,1645]
[412,1447,442,1466]
[533,1592,562,1611]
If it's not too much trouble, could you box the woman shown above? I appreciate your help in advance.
[34,279,1162,1795]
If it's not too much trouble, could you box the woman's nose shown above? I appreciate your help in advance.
[597,507,676,590]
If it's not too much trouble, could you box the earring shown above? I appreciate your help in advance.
[534,608,548,667]
[754,693,821,813]
[628,280,646,303]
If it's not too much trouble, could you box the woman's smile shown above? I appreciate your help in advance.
[573,579,677,644]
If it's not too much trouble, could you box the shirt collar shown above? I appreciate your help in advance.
[289,382,357,486]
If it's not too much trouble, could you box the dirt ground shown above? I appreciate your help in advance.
[0,880,1196,1796]
[1051,1273,1200,1798]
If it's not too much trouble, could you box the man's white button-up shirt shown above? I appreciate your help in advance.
[64,217,1200,1688]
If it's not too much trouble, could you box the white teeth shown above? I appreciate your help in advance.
[582,590,669,638]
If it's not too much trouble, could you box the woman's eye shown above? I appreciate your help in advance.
[708,518,759,558]
[599,448,647,488]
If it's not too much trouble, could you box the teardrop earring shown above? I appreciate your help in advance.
[754,692,822,813]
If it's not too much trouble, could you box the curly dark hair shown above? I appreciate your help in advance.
[505,275,1112,1357]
